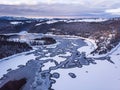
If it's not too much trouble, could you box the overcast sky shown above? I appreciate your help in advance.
[0,0,120,18]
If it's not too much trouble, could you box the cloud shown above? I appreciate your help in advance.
[0,0,119,6]
[0,0,38,5]
[0,0,91,5]
[0,0,120,17]
[0,4,107,17]
[105,8,120,15]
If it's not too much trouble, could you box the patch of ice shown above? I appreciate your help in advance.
[59,52,71,57]
[41,55,66,63]
[43,50,48,52]
[42,61,56,70]
[45,53,51,57]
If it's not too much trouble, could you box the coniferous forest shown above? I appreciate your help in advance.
[0,35,32,59]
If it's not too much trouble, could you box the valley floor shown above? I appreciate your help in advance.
[0,34,120,90]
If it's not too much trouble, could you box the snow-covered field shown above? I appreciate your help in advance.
[50,35,120,90]
[0,52,35,78]
[51,56,120,90]
[0,34,120,90]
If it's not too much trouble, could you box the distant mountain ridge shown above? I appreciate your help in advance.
[0,16,30,21]
[0,16,120,36]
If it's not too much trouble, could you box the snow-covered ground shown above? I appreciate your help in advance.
[66,18,108,23]
[49,35,120,90]
[46,20,58,24]
[0,34,120,90]
[46,18,108,24]
[51,58,120,90]
[10,21,23,25]
[35,18,108,26]
[35,23,42,26]
[0,52,35,78]
[51,40,120,90]
[77,39,97,55]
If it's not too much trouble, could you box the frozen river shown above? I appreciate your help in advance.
[0,34,120,90]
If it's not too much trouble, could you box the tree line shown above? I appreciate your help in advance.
[0,35,32,59]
